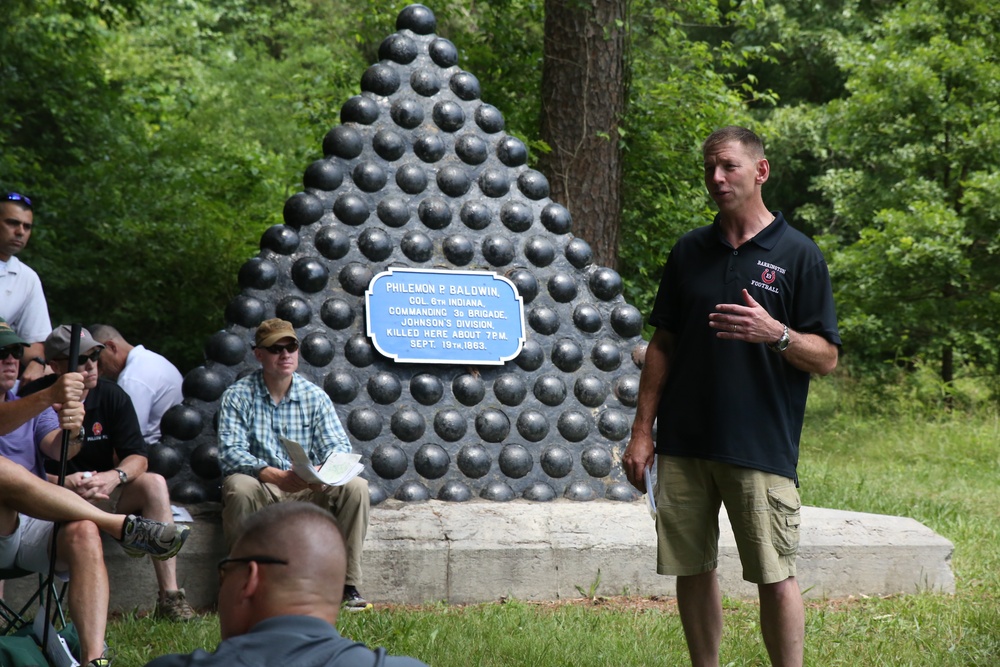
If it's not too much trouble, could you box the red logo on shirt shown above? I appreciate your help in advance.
[92,422,103,436]
[761,268,777,284]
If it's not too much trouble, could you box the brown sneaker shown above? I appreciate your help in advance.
[155,589,195,621]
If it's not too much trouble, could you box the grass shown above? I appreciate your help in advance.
[107,379,1000,666]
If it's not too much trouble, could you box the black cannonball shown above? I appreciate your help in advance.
[395,481,431,502]
[300,331,335,367]
[498,444,532,478]
[347,407,383,440]
[443,235,474,265]
[413,443,450,478]
[480,481,515,502]
[591,339,622,371]
[436,164,471,197]
[304,159,344,191]
[361,63,400,96]
[338,263,375,296]
[396,4,436,33]
[614,375,640,407]
[500,200,532,232]
[418,197,452,229]
[540,202,572,234]
[540,445,573,478]
[323,370,360,404]
[282,192,324,228]
[238,256,278,290]
[492,374,527,406]
[367,371,402,404]
[379,33,418,64]
[410,69,440,96]
[323,125,364,159]
[224,295,265,328]
[574,376,608,408]
[147,443,184,478]
[260,224,299,254]
[496,136,527,167]
[377,196,411,227]
[320,298,355,330]
[455,134,488,165]
[395,165,427,196]
[333,193,370,226]
[457,443,491,478]
[514,340,544,371]
[515,409,549,442]
[428,38,459,67]
[478,168,510,198]
[371,443,408,479]
[474,104,505,133]
[432,101,465,132]
[565,237,593,269]
[340,95,380,125]
[291,257,329,293]
[632,340,647,368]
[410,374,444,405]
[524,237,555,267]
[533,375,567,406]
[344,334,376,367]
[275,296,312,327]
[182,366,228,403]
[597,409,631,441]
[369,485,388,506]
[507,268,538,303]
[358,228,394,261]
[391,407,426,442]
[315,227,351,261]
[391,98,424,129]
[475,408,510,443]
[400,230,433,262]
[481,235,514,266]
[353,162,388,193]
[551,339,584,372]
[453,374,486,406]
[606,483,640,502]
[171,480,208,505]
[205,330,245,366]
[373,129,406,161]
[438,480,472,502]
[449,71,481,100]
[564,481,597,502]
[523,482,557,502]
[460,201,492,230]
[160,404,204,441]
[547,273,578,302]
[590,267,623,301]
[517,170,550,200]
[573,304,603,333]
[557,410,591,442]
[527,306,559,335]
[433,409,467,441]
[413,134,446,162]
[581,446,613,478]
[611,304,644,338]
[190,441,221,480]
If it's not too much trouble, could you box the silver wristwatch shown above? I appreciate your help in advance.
[116,468,128,485]
[768,324,790,352]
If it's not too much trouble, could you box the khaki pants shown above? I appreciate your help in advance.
[221,474,370,586]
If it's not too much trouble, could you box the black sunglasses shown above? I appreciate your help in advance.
[3,192,32,208]
[259,341,299,355]
[217,555,289,577]
[0,345,25,361]
[53,349,102,367]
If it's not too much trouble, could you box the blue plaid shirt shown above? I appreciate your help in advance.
[217,370,352,478]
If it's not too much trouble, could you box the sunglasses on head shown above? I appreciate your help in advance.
[54,349,102,367]
[3,192,32,208]
[0,345,25,361]
[259,341,299,355]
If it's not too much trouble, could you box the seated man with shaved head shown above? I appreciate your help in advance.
[144,502,428,667]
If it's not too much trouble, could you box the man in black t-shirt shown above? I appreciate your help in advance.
[622,126,840,667]
[27,325,196,621]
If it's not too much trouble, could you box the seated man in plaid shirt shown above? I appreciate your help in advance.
[217,318,371,611]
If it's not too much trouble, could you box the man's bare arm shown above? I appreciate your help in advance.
[622,328,675,490]
[0,373,84,435]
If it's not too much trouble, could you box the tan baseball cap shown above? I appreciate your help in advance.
[255,318,298,348]
[44,325,105,361]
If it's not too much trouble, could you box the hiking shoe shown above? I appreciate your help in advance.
[342,585,373,611]
[155,588,195,621]
[120,515,190,560]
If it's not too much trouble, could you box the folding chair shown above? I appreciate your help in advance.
[0,565,69,636]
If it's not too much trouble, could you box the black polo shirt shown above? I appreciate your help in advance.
[649,212,840,480]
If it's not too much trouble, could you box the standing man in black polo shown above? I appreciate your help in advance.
[622,126,840,667]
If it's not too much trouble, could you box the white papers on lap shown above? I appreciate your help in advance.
[280,437,364,486]
[644,463,656,520]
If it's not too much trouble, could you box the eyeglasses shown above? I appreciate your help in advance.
[259,341,299,355]
[0,345,25,361]
[53,350,102,367]
[3,192,32,209]
[217,555,289,578]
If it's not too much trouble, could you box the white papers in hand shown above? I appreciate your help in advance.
[279,437,364,486]
[644,463,656,520]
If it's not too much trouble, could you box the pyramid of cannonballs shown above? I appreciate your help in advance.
[155,3,647,505]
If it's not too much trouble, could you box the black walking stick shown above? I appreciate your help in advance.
[40,322,81,664]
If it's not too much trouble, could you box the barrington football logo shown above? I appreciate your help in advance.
[751,260,786,294]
